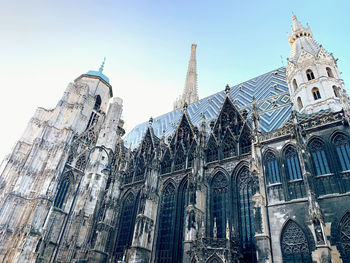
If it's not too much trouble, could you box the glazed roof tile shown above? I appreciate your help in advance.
[124,67,292,149]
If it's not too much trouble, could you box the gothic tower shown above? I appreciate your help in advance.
[174,42,199,109]
[286,14,345,114]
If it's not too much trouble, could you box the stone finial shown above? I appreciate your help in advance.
[225,84,230,96]
[183,102,188,111]
[213,217,217,239]
[149,117,153,126]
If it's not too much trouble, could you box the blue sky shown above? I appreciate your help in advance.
[0,0,349,161]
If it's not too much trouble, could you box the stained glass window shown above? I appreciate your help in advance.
[285,146,302,180]
[237,167,256,262]
[281,220,311,263]
[134,157,145,182]
[333,134,350,171]
[265,152,280,184]
[211,172,228,238]
[309,139,330,175]
[339,212,350,261]
[54,177,70,209]
[157,183,176,263]
[115,193,136,260]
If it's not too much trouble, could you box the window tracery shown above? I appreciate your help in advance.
[211,172,228,238]
[265,152,280,184]
[222,132,236,159]
[54,177,70,209]
[333,134,350,171]
[161,150,172,174]
[157,183,176,262]
[134,157,145,182]
[206,138,218,163]
[285,147,302,180]
[174,146,185,171]
[75,154,87,171]
[236,166,256,262]
[339,212,350,260]
[309,139,330,175]
[281,220,311,263]
[115,192,137,260]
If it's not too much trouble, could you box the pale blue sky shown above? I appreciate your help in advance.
[0,0,349,161]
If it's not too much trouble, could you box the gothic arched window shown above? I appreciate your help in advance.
[285,146,302,180]
[333,86,340,98]
[206,138,218,163]
[339,212,350,261]
[236,166,256,262]
[134,157,145,182]
[188,143,196,168]
[265,152,280,184]
[326,67,334,78]
[309,139,330,175]
[222,132,236,159]
[312,87,321,100]
[161,150,172,174]
[157,183,176,262]
[54,177,70,209]
[239,132,251,155]
[281,220,312,263]
[211,172,228,238]
[306,69,315,81]
[333,134,350,171]
[94,95,102,110]
[115,192,137,260]
[293,79,298,91]
[174,146,185,171]
[297,97,303,111]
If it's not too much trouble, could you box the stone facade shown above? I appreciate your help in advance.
[0,15,350,263]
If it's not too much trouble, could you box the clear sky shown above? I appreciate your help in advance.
[0,0,349,161]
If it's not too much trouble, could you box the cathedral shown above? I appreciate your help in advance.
[0,15,349,263]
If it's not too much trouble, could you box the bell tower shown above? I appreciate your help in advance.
[286,14,346,114]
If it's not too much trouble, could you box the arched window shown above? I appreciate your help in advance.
[297,97,303,111]
[134,157,145,182]
[174,146,185,171]
[54,177,70,208]
[211,172,228,238]
[306,69,315,81]
[285,146,302,180]
[188,143,196,168]
[206,138,218,162]
[281,220,312,263]
[265,152,280,184]
[333,85,340,98]
[333,134,350,171]
[236,167,256,262]
[239,131,251,155]
[222,132,236,159]
[312,87,321,100]
[157,183,176,262]
[292,79,298,91]
[75,154,86,171]
[94,95,102,110]
[161,150,172,174]
[326,67,334,78]
[339,212,350,261]
[115,192,137,260]
[309,139,330,175]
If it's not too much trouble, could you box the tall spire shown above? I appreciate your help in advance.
[174,42,199,110]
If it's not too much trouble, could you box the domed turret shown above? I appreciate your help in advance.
[286,14,345,114]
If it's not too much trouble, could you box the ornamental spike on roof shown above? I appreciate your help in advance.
[124,67,292,149]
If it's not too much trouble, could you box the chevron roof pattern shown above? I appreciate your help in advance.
[124,67,292,149]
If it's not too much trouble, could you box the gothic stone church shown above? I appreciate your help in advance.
[0,15,349,263]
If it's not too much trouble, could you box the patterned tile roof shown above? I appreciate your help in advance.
[124,67,292,149]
